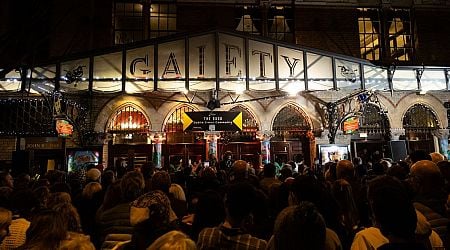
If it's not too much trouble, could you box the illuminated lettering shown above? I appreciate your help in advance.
[224,43,241,76]
[252,50,272,78]
[162,52,181,78]
[281,55,301,77]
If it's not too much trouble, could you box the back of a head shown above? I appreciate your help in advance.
[52,202,82,232]
[430,152,445,164]
[151,171,171,193]
[147,230,196,250]
[121,171,145,202]
[368,176,417,240]
[263,163,277,178]
[225,182,256,223]
[231,160,249,178]
[26,209,67,247]
[0,207,12,242]
[410,160,443,193]
[409,150,432,164]
[82,182,102,200]
[274,202,326,250]
[336,160,355,180]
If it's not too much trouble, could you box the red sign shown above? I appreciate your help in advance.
[343,117,359,134]
[56,119,73,137]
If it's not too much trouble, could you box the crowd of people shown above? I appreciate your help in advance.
[0,149,449,250]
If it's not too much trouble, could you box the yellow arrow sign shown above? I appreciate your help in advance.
[181,112,193,131]
[233,112,242,130]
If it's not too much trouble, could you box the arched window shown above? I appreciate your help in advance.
[107,105,150,133]
[164,105,195,133]
[403,104,439,152]
[229,105,258,132]
[273,104,311,132]
[359,103,390,134]
[403,104,439,131]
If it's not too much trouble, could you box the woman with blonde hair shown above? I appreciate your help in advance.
[147,230,196,250]
[82,182,102,199]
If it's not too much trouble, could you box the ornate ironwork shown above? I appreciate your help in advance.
[164,105,195,133]
[306,90,387,143]
[273,104,311,132]
[107,105,150,133]
[403,103,439,130]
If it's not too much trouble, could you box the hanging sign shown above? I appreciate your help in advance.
[343,117,359,134]
[182,111,242,131]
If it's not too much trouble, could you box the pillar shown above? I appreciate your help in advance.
[204,132,220,165]
[433,129,449,158]
[151,133,165,168]
[257,130,274,166]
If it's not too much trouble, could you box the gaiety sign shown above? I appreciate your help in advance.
[182,111,242,132]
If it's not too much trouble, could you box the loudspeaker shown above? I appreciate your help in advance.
[389,140,408,162]
[12,150,30,175]
[206,98,220,110]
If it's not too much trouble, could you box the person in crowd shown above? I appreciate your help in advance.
[228,160,259,187]
[208,153,218,170]
[77,182,103,238]
[437,160,450,193]
[332,179,359,249]
[219,151,233,172]
[0,207,12,244]
[259,163,281,194]
[86,168,102,184]
[47,192,72,209]
[141,162,155,192]
[289,175,342,250]
[353,175,437,250]
[101,169,116,193]
[185,190,225,241]
[58,233,96,250]
[121,202,174,249]
[52,202,83,233]
[18,209,68,250]
[324,162,337,183]
[268,202,326,250]
[97,171,145,244]
[430,152,445,164]
[352,157,367,178]
[409,150,433,165]
[0,189,36,249]
[151,171,187,218]
[197,182,267,250]
[0,172,13,189]
[13,174,30,190]
[387,161,410,180]
[409,160,449,246]
[278,164,293,182]
[147,230,196,250]
[129,189,177,227]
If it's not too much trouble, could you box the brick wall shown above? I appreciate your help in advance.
[0,137,16,161]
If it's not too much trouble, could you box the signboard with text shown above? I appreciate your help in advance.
[182,111,242,132]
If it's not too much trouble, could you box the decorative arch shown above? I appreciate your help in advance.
[106,103,151,133]
[272,103,312,132]
[359,103,390,134]
[402,103,440,130]
[163,104,198,133]
[229,105,259,132]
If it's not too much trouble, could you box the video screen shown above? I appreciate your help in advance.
[318,144,350,164]
[67,150,99,172]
